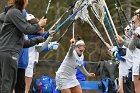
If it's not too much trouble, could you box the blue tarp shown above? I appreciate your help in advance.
[79,81,100,90]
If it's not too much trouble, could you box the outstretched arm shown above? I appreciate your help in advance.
[35,30,56,52]
[128,33,138,50]
[117,35,130,47]
[35,36,53,52]
[67,38,76,57]
[42,41,59,52]
[78,65,95,77]
[23,36,45,48]
[8,9,46,34]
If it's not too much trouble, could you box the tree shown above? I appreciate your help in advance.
[0,0,140,62]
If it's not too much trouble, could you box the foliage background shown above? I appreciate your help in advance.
[0,0,140,62]
[0,0,140,93]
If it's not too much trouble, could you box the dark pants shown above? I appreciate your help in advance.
[15,68,25,93]
[0,52,18,93]
[123,76,135,93]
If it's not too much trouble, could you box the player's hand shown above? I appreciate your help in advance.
[70,38,75,44]
[89,73,95,77]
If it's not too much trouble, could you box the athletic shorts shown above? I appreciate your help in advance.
[55,74,80,90]
[132,65,139,76]
[25,61,36,77]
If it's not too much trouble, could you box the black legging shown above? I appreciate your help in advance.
[15,68,25,93]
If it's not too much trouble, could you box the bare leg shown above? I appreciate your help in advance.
[25,76,32,93]
[13,90,15,93]
[71,85,82,93]
[118,79,124,93]
[134,75,140,93]
[61,88,71,93]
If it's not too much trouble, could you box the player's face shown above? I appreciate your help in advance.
[76,44,86,55]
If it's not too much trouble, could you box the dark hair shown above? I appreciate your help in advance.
[15,0,25,11]
[75,35,83,42]
[8,0,24,11]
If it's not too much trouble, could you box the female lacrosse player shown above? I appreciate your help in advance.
[128,9,140,93]
[118,9,140,93]
[56,37,95,93]
[23,13,58,93]
[116,26,133,93]
[0,0,46,92]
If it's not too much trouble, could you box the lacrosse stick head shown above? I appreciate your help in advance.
[73,0,89,21]
[90,0,105,22]
[88,0,98,5]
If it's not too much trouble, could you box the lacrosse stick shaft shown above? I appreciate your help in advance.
[105,14,120,48]
[90,1,113,46]
[115,0,131,27]
[102,23,113,46]
[73,22,75,38]
[87,17,104,41]
[115,3,125,34]
[102,0,118,36]
[57,20,76,43]
[54,5,85,32]
[48,7,72,31]
[48,0,79,31]
[44,0,85,38]
[44,0,52,18]
[87,17,109,48]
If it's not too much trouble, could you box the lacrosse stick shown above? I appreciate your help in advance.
[56,0,83,43]
[47,0,79,31]
[89,0,113,46]
[48,6,72,31]
[44,0,52,18]
[105,13,120,48]
[74,0,111,49]
[43,0,85,38]
[102,0,118,36]
[87,15,112,49]
[96,0,120,48]
[54,0,85,32]
[89,0,120,47]
[73,22,75,39]
[114,0,131,27]
[57,19,76,43]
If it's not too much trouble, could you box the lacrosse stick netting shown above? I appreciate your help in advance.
[73,0,112,49]
[89,0,113,46]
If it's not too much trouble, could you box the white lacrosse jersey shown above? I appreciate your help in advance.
[56,45,84,79]
[119,47,133,76]
[132,27,140,66]
[28,46,39,63]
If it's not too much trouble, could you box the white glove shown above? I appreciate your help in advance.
[48,41,59,50]
[111,46,118,52]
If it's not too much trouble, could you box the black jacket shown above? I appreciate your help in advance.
[0,9,45,49]
[0,7,41,53]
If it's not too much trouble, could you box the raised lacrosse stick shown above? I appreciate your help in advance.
[102,0,118,36]
[73,22,75,39]
[43,0,86,38]
[74,0,111,49]
[44,0,52,18]
[89,0,120,48]
[89,0,113,46]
